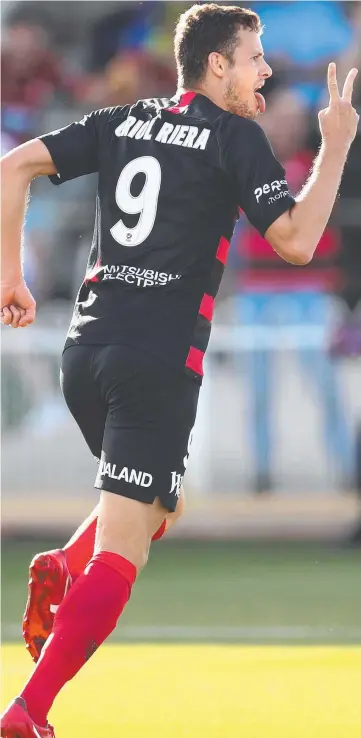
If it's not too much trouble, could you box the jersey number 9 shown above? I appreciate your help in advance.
[110,156,161,247]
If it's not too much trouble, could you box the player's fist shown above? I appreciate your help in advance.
[1,279,36,328]
[318,63,359,151]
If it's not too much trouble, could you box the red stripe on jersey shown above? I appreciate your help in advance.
[216,236,230,266]
[185,346,205,377]
[184,235,229,378]
[166,91,196,114]
[178,91,196,107]
[85,259,101,284]
[199,293,215,322]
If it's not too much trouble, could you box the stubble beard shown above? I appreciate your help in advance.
[224,80,256,120]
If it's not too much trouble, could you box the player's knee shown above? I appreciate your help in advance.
[95,536,150,572]
[138,544,150,570]
[95,491,165,570]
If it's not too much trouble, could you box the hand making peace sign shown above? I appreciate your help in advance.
[318,63,360,151]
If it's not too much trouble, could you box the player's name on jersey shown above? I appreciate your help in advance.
[115,116,211,150]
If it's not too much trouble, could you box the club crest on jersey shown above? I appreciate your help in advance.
[115,116,211,151]
[170,472,183,498]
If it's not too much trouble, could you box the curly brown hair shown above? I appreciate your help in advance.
[174,3,262,88]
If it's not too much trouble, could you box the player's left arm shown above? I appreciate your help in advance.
[219,115,306,265]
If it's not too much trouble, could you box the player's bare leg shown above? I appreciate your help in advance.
[22,489,185,662]
[2,491,169,734]
[94,490,166,564]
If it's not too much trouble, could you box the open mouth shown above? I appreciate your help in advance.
[254,84,266,114]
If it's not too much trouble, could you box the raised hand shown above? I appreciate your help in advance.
[318,62,359,151]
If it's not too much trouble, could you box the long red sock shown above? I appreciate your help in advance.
[63,514,166,581]
[63,513,98,580]
[21,551,136,727]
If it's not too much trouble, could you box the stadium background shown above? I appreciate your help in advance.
[1,2,361,737]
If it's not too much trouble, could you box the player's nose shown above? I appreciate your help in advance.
[262,60,272,79]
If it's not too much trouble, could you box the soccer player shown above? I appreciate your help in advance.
[1,4,359,736]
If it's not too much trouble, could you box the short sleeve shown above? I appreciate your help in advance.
[38,107,126,186]
[218,115,296,236]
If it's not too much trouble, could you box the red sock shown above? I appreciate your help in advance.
[63,515,97,580]
[21,551,136,726]
[152,518,167,541]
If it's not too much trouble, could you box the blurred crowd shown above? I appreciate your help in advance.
[2,0,361,493]
[2,1,361,332]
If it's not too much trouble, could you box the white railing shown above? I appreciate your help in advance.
[2,322,360,493]
[0,323,333,354]
[2,323,360,537]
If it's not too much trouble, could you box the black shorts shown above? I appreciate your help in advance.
[60,344,200,512]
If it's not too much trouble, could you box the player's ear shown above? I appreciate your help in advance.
[208,51,227,79]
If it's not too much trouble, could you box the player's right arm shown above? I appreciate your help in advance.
[265,63,359,263]
[1,109,110,328]
[1,140,57,328]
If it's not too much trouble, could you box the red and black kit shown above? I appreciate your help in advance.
[41,93,294,505]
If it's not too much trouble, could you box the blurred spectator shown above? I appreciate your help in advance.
[232,88,354,492]
[1,131,18,156]
[334,2,361,540]
[81,49,176,109]
[88,3,155,71]
[252,0,357,111]
[2,1,360,415]
[332,2,361,354]
[80,1,176,108]
[332,2,361,109]
[2,0,361,502]
[1,22,74,144]
[87,1,177,71]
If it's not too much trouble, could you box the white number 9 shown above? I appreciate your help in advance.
[110,156,161,247]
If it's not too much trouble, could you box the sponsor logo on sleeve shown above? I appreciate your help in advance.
[254,180,290,204]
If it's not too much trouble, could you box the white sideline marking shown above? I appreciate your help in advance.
[3,624,361,641]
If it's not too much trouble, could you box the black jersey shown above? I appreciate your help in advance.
[39,91,295,383]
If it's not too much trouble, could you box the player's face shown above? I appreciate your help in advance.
[223,30,272,119]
